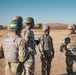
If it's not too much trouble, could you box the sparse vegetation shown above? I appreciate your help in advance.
[0,25,4,30]
[35,23,42,29]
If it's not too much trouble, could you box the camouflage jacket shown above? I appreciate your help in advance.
[60,34,76,56]
[38,34,54,55]
[21,28,36,55]
[0,35,28,62]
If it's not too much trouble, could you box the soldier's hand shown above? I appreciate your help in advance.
[60,46,63,52]
[42,54,45,59]
[51,54,54,58]
[40,54,45,61]
[35,40,40,45]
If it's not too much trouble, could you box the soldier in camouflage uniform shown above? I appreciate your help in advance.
[60,24,76,75]
[21,17,36,75]
[38,25,54,75]
[0,18,28,75]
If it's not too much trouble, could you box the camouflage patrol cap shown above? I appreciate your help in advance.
[42,25,50,31]
[68,24,76,30]
[12,16,23,21]
[25,17,34,28]
[8,20,23,30]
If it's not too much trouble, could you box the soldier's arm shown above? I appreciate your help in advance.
[31,31,37,52]
[38,36,44,55]
[50,38,54,58]
[31,31,34,39]
[0,41,4,58]
[35,40,39,45]
[21,29,25,38]
[60,38,66,52]
[18,39,28,62]
[32,31,37,46]
[60,36,70,52]
[35,37,41,45]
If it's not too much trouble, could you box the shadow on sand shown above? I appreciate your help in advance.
[62,72,76,75]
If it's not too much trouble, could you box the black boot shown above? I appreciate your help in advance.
[67,72,73,75]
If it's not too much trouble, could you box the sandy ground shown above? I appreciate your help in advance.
[0,29,76,75]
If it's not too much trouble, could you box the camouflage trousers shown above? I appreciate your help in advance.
[41,51,52,75]
[5,60,24,75]
[23,55,35,75]
[66,55,76,75]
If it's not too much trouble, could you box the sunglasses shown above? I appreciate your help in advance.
[25,23,32,25]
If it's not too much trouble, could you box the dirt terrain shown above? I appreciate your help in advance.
[0,29,76,75]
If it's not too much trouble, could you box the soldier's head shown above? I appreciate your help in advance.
[68,24,76,34]
[42,25,50,35]
[8,20,23,35]
[25,17,35,29]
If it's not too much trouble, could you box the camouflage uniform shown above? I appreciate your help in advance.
[21,17,36,75]
[38,25,54,75]
[0,19,28,75]
[60,24,76,75]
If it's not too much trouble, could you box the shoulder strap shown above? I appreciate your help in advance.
[4,36,17,42]
[13,36,19,42]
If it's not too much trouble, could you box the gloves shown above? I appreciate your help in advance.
[35,40,40,45]
[60,46,64,52]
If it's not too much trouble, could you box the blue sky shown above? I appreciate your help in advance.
[0,0,76,25]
